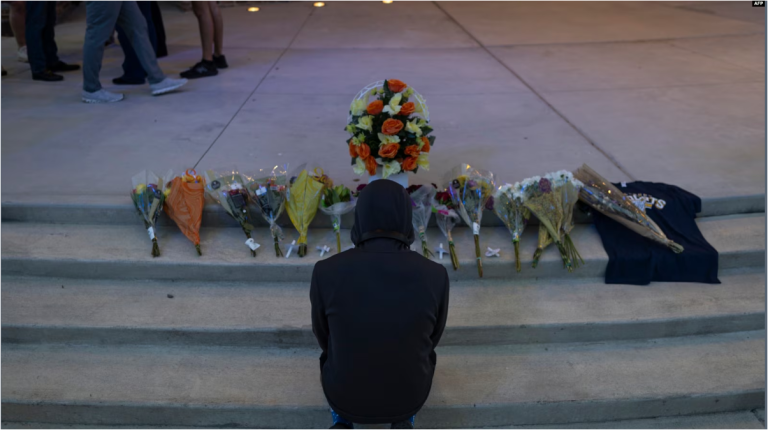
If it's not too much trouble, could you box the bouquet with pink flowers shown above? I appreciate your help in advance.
[433,189,460,270]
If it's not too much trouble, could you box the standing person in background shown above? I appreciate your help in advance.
[112,0,156,85]
[25,1,80,81]
[181,1,226,79]
[150,1,167,58]
[8,1,27,62]
[82,1,186,103]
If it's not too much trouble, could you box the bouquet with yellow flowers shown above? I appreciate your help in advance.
[445,164,495,277]
[130,169,172,257]
[287,164,332,257]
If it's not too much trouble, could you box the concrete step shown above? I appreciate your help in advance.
[2,214,763,282]
[2,268,764,348]
[2,331,764,428]
[2,193,763,228]
[3,410,765,430]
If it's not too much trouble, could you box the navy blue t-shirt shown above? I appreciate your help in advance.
[592,181,720,285]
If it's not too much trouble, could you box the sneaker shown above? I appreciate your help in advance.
[51,61,80,72]
[112,75,146,85]
[180,60,217,79]
[150,77,188,96]
[82,89,124,103]
[32,70,64,82]
[213,54,228,69]
[17,46,28,63]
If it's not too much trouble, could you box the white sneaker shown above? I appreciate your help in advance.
[82,89,124,104]
[17,46,28,63]
[150,77,188,96]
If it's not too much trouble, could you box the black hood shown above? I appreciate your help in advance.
[351,179,415,246]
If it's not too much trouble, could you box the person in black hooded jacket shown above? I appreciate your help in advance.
[310,179,450,429]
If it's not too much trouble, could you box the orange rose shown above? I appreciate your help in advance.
[348,141,358,158]
[365,156,378,176]
[378,142,400,159]
[420,136,431,153]
[399,102,415,116]
[381,119,404,136]
[404,145,420,157]
[367,100,383,115]
[357,143,371,159]
[402,156,418,172]
[387,79,407,93]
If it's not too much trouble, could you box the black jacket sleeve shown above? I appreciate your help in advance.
[430,268,450,348]
[310,265,329,355]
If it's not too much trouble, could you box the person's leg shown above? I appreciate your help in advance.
[115,1,156,83]
[42,1,59,68]
[82,1,122,92]
[25,1,48,74]
[150,1,167,58]
[209,1,223,57]
[114,1,165,85]
[192,1,213,62]
[10,2,26,48]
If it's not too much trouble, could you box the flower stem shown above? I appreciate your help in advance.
[151,238,160,258]
[195,244,202,256]
[336,232,341,254]
[448,241,459,271]
[514,240,521,273]
[474,234,483,278]
[532,247,543,268]
[421,240,434,259]
[243,228,256,257]
[274,235,283,257]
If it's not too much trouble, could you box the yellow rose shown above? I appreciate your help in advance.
[381,159,402,179]
[416,153,430,171]
[383,93,402,116]
[135,183,146,194]
[356,115,373,132]
[350,99,366,116]
[405,120,422,137]
[377,133,400,145]
[353,157,367,176]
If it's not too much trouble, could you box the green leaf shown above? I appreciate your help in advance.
[351,157,357,165]
[428,136,436,146]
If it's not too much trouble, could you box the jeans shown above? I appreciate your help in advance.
[25,1,59,74]
[82,1,165,92]
[331,408,416,428]
[116,0,156,81]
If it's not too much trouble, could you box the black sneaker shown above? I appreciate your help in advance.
[32,70,64,82]
[51,61,80,72]
[112,75,146,85]
[180,60,218,79]
[213,54,228,69]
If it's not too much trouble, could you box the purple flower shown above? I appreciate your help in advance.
[539,177,552,194]
[467,180,478,189]
[485,196,494,211]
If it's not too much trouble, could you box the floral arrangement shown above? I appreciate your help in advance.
[130,170,172,257]
[204,168,259,257]
[407,184,437,259]
[445,164,495,278]
[433,188,460,270]
[286,165,332,257]
[165,169,206,256]
[494,182,530,272]
[248,165,288,257]
[346,79,434,179]
[319,183,356,253]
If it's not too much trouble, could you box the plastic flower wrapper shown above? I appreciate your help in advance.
[164,169,206,256]
[204,168,259,257]
[445,164,495,278]
[248,165,288,257]
[433,189,460,270]
[287,164,332,257]
[130,169,172,257]
[319,183,356,253]
[494,182,530,272]
[520,174,573,271]
[408,185,437,259]
[574,164,684,253]
[549,170,584,268]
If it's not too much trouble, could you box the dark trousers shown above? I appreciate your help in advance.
[25,1,59,74]
[150,1,168,58]
[116,0,156,80]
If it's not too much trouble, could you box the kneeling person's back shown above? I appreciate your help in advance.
[310,180,450,426]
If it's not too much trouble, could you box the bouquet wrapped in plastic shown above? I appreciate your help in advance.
[319,183,356,253]
[248,165,288,257]
[287,165,331,257]
[164,169,206,256]
[445,164,495,277]
[494,182,530,272]
[574,164,684,253]
[520,173,574,271]
[204,168,259,257]
[130,169,172,257]
[433,189,460,270]
[550,170,584,268]
[407,185,437,259]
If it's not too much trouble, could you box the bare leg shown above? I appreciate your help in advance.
[10,1,26,48]
[192,1,213,61]
[209,1,223,57]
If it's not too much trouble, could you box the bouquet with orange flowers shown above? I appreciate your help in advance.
[346,79,435,180]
